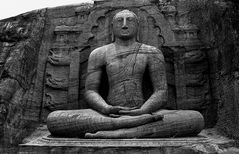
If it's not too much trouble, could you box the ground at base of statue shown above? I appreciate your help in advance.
[19,125,238,154]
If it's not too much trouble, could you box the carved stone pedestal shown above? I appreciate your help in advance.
[18,126,234,154]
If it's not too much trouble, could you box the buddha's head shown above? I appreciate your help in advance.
[112,10,139,41]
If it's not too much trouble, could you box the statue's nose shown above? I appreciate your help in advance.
[122,19,128,29]
[122,25,128,29]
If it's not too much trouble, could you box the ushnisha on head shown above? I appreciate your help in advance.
[112,10,139,40]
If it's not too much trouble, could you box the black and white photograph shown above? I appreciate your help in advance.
[0,0,238,153]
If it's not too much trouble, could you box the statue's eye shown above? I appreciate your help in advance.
[127,18,133,21]
[117,18,123,22]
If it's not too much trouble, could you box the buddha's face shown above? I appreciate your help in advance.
[112,10,138,40]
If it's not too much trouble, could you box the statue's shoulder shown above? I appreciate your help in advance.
[90,43,114,55]
[140,44,165,62]
[89,43,114,60]
[141,43,162,54]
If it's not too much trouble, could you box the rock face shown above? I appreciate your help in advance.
[185,0,239,138]
[0,10,46,149]
[0,0,238,152]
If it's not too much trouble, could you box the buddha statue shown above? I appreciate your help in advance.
[47,10,204,138]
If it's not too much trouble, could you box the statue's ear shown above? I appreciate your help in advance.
[111,22,115,42]
[111,32,115,42]
[136,29,140,42]
[136,16,140,42]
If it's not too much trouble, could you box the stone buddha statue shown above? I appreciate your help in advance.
[47,10,204,138]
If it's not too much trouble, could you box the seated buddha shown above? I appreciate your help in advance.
[46,10,204,138]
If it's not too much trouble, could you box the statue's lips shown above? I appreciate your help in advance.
[120,30,131,35]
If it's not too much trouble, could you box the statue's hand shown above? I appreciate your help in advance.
[106,106,136,117]
[119,109,164,121]
[118,108,147,116]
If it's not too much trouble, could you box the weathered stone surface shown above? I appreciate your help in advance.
[0,10,46,147]
[19,138,215,154]
[47,109,203,138]
[185,0,239,137]
[46,7,205,139]
[18,126,236,154]
[0,0,238,152]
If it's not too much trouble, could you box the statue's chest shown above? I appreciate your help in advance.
[106,51,147,76]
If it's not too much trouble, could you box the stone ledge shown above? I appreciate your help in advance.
[18,126,236,154]
[21,136,209,147]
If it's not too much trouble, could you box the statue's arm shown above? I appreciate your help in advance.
[85,49,111,114]
[140,48,168,113]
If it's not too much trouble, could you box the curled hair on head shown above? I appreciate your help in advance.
[112,9,139,24]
